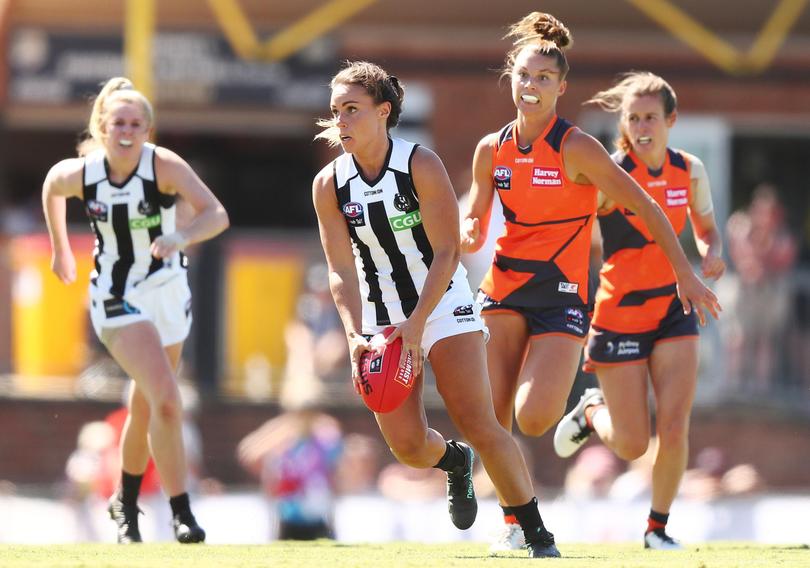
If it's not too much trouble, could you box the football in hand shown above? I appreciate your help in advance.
[359,326,415,413]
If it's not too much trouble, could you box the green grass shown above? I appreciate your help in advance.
[1,542,808,568]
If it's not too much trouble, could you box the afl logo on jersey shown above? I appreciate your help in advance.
[393,193,412,212]
[343,202,366,227]
[494,166,512,190]
[86,199,108,222]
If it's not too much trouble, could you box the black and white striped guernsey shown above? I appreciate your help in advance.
[82,142,184,298]
[333,137,467,328]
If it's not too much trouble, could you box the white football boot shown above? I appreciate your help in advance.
[488,523,525,555]
[553,387,605,458]
[644,529,684,550]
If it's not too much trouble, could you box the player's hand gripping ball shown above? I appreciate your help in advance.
[359,326,415,413]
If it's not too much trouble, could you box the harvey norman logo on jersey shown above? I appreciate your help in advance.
[531,167,562,187]
[666,187,688,207]
[390,210,422,232]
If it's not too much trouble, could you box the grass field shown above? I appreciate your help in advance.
[1,542,808,568]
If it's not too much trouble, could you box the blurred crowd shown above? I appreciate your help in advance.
[722,184,807,396]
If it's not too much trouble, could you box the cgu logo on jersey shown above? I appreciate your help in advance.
[86,199,108,222]
[494,166,512,190]
[531,167,562,187]
[665,187,688,207]
[390,210,422,232]
[343,201,366,227]
[129,214,161,230]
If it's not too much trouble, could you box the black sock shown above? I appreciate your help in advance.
[432,440,466,472]
[120,471,143,506]
[169,493,192,518]
[500,505,513,517]
[511,497,550,544]
[647,509,669,533]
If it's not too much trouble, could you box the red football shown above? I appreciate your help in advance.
[359,326,415,413]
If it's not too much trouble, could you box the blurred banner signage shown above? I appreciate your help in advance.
[9,28,335,109]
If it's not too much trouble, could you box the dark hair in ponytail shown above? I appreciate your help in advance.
[503,12,573,80]
[315,61,405,147]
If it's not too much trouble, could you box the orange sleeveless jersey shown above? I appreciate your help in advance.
[592,148,692,333]
[479,117,597,308]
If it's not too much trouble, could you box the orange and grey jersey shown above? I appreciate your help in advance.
[480,116,597,308]
[592,148,693,333]
[333,137,468,329]
[82,143,184,298]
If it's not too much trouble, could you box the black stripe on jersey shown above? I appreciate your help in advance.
[613,152,636,174]
[392,169,434,270]
[150,148,177,209]
[368,201,419,318]
[334,167,390,325]
[544,117,573,153]
[498,210,591,262]
[83,182,104,286]
[110,204,134,297]
[668,148,688,171]
[598,209,650,261]
[618,283,677,307]
[141,176,165,276]
[506,211,591,229]
[497,121,515,149]
[495,254,584,307]
[549,215,591,262]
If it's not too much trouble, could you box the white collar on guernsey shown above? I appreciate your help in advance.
[83,142,156,186]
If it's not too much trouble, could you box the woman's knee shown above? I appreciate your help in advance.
[456,419,507,454]
[384,430,434,467]
[612,435,649,461]
[514,404,563,437]
[656,416,690,450]
[147,380,183,424]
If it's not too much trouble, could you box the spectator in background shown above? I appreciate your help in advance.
[726,184,798,392]
[237,378,343,541]
[608,438,656,503]
[680,446,765,501]
[563,445,622,500]
[333,433,383,497]
[283,262,349,388]
[64,420,117,541]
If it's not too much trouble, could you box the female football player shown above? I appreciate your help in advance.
[313,60,559,557]
[460,12,721,552]
[554,71,725,549]
[42,77,229,543]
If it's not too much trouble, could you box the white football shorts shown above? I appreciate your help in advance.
[89,271,192,347]
[364,278,489,356]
